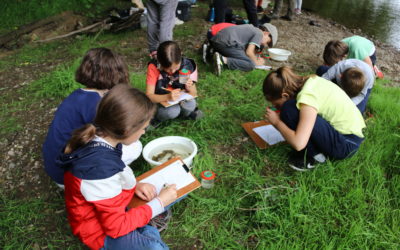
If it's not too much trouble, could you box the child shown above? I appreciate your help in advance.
[59,84,177,249]
[318,36,383,78]
[263,67,366,171]
[210,23,278,74]
[146,41,203,124]
[322,58,375,113]
[42,48,139,187]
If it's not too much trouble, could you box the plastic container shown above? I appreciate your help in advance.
[267,48,292,61]
[201,170,216,189]
[209,7,215,22]
[142,136,198,167]
[179,68,191,84]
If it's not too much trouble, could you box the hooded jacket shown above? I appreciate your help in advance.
[58,137,164,249]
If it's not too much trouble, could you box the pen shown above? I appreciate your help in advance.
[161,87,171,92]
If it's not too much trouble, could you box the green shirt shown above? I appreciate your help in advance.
[342,36,375,61]
[296,76,365,138]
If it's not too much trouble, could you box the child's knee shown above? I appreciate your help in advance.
[156,106,181,121]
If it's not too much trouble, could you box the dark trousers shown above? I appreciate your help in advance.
[213,0,228,23]
[280,99,364,159]
[243,0,258,27]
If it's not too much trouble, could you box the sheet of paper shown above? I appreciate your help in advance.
[167,92,194,105]
[252,125,285,145]
[139,160,195,194]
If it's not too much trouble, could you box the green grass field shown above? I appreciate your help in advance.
[1,0,399,249]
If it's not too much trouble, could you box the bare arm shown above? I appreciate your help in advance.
[246,44,265,66]
[363,56,374,70]
[265,104,318,151]
[146,84,181,103]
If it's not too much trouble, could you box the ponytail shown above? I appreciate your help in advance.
[64,124,97,154]
[263,66,310,101]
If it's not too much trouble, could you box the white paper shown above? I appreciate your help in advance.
[167,92,195,105]
[252,125,285,145]
[140,160,195,194]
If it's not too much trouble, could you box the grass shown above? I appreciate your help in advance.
[1,2,400,249]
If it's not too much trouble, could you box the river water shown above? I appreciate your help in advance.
[303,0,400,50]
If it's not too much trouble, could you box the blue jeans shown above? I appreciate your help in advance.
[280,99,364,159]
[101,225,168,250]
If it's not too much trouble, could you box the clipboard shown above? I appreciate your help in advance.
[160,93,197,107]
[242,120,270,149]
[242,120,285,149]
[128,157,201,208]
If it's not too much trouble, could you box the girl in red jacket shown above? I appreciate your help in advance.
[59,84,177,249]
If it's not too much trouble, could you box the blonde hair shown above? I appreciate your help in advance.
[65,85,156,153]
[263,66,310,101]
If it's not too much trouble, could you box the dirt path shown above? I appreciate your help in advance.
[0,5,399,247]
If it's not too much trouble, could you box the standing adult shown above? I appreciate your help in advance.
[146,0,179,58]
[213,0,261,26]
[270,0,295,21]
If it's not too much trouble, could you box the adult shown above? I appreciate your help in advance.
[146,0,179,58]
[269,0,295,21]
[210,23,278,74]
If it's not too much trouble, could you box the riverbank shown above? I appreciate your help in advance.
[0,3,399,249]
[264,9,400,85]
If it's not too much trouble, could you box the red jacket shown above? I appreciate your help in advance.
[60,138,164,249]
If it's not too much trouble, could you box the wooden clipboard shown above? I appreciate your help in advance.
[160,93,197,107]
[241,120,271,149]
[128,157,201,208]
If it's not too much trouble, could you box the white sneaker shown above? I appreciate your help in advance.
[202,43,208,64]
[175,17,184,25]
[213,52,223,76]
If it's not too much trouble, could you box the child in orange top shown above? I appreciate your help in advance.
[146,41,203,125]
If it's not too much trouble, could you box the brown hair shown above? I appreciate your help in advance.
[263,66,310,101]
[65,84,156,153]
[75,48,130,90]
[341,67,365,98]
[157,41,182,68]
[323,40,349,66]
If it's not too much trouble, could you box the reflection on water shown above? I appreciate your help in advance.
[303,0,400,50]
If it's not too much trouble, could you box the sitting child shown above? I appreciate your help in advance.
[59,84,177,249]
[317,36,383,78]
[263,67,366,171]
[208,23,278,74]
[42,48,139,187]
[146,41,203,125]
[322,59,375,113]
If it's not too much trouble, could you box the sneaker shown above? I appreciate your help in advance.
[149,51,157,60]
[295,8,302,15]
[280,15,293,21]
[202,42,208,64]
[149,209,172,232]
[146,118,161,131]
[213,52,223,76]
[268,14,279,20]
[188,108,204,120]
[175,17,184,25]
[288,152,316,172]
[373,65,384,79]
